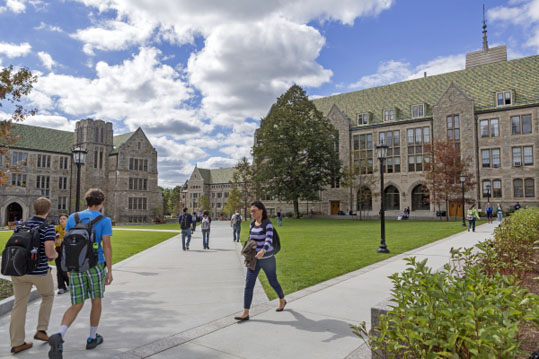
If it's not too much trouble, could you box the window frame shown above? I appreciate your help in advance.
[496,91,512,106]
[411,104,424,119]
[357,113,368,126]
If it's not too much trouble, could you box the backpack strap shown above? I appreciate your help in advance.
[90,215,104,226]
[74,212,81,224]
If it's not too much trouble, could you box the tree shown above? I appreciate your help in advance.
[253,85,342,218]
[232,157,256,219]
[223,187,242,217]
[0,66,37,185]
[197,195,210,213]
[423,139,475,221]
[341,159,378,220]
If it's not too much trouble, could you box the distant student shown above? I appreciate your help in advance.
[201,211,212,250]
[179,208,193,250]
[8,197,58,354]
[54,214,69,294]
[231,209,242,242]
[485,202,493,224]
[466,204,480,232]
[277,209,283,227]
[496,203,503,222]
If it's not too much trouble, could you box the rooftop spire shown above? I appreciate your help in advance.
[482,4,489,52]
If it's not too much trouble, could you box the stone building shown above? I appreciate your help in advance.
[0,118,161,225]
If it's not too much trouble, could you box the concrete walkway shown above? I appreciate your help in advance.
[0,221,499,358]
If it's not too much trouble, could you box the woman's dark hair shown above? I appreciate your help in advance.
[250,200,268,221]
[203,210,209,216]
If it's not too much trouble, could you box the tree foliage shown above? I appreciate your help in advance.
[160,185,184,215]
[422,140,475,220]
[341,159,378,220]
[232,156,256,219]
[223,187,242,217]
[196,195,210,213]
[253,85,342,218]
[0,65,37,185]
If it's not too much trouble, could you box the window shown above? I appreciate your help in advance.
[11,174,26,187]
[378,130,400,173]
[492,180,502,198]
[95,127,99,142]
[525,178,535,197]
[482,150,490,168]
[353,133,373,174]
[407,127,430,172]
[412,104,424,118]
[513,179,523,198]
[384,110,395,122]
[12,152,28,166]
[59,157,69,170]
[37,154,51,168]
[100,128,104,143]
[447,115,460,142]
[514,178,536,199]
[99,149,103,169]
[357,187,372,211]
[512,146,533,166]
[36,175,50,197]
[481,148,501,168]
[482,180,492,197]
[511,114,532,135]
[128,197,147,210]
[496,91,512,106]
[217,193,222,198]
[412,185,430,211]
[357,113,368,125]
[480,118,499,137]
[384,185,400,211]
[59,176,68,190]
[129,158,148,171]
[58,197,67,210]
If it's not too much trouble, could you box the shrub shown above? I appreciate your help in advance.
[285,211,294,218]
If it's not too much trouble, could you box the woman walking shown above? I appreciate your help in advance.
[466,204,480,232]
[496,203,503,222]
[201,210,211,250]
[235,201,286,321]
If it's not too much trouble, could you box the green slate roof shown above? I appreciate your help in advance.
[3,123,73,154]
[313,54,539,125]
[197,167,235,184]
[111,131,134,154]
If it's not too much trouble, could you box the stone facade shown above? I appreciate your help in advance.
[0,119,161,225]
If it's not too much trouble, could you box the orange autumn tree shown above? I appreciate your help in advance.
[423,139,475,221]
[0,65,37,185]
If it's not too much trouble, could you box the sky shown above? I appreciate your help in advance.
[1,0,538,188]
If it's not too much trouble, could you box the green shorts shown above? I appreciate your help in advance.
[69,263,107,305]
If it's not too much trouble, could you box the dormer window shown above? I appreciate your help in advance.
[384,109,395,122]
[412,104,424,119]
[357,113,369,125]
[496,91,512,106]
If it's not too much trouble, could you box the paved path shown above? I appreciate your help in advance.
[0,221,499,359]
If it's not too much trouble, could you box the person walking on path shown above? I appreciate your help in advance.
[231,209,242,242]
[234,201,286,322]
[485,202,493,224]
[277,209,283,227]
[48,188,113,359]
[466,204,480,232]
[54,214,69,295]
[496,203,503,222]
[179,208,194,250]
[9,197,58,354]
[201,210,212,250]
[191,209,198,234]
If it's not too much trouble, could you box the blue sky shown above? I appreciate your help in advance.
[1,0,538,187]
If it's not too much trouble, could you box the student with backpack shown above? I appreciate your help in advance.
[48,189,113,359]
[54,214,69,295]
[201,211,211,250]
[234,201,286,322]
[179,208,193,250]
[230,209,242,242]
[3,197,58,354]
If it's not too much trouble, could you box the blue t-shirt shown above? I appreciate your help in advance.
[66,209,112,263]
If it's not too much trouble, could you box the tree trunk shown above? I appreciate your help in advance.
[293,197,300,219]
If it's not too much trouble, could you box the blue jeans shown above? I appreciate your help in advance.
[277,217,282,226]
[243,256,284,309]
[181,228,192,249]
[202,229,210,248]
[233,224,241,242]
[468,218,476,231]
[497,212,503,222]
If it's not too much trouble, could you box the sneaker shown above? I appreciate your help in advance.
[34,330,49,341]
[57,288,66,295]
[86,334,103,350]
[48,333,63,359]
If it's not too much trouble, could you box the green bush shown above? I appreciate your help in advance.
[285,211,294,218]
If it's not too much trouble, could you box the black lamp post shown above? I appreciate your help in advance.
[71,146,88,212]
[376,144,389,253]
[485,182,491,206]
[460,173,466,227]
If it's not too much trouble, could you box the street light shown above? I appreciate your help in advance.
[71,146,88,212]
[485,182,491,207]
[376,143,389,253]
[460,173,467,227]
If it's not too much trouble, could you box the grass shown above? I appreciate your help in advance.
[0,230,176,265]
[243,218,475,300]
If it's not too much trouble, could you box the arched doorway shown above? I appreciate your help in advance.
[357,187,372,211]
[6,202,23,223]
[384,185,400,211]
[412,185,430,211]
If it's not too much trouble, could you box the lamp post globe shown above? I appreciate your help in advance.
[71,146,88,212]
[376,144,390,253]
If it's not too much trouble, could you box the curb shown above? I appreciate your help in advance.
[0,285,40,317]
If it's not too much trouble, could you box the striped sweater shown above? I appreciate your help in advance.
[249,220,274,256]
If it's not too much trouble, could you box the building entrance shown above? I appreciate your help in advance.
[449,200,464,218]
[330,201,340,215]
[6,202,23,223]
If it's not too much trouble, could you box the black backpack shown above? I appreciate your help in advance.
[180,214,189,229]
[1,221,47,276]
[250,219,281,255]
[61,213,104,272]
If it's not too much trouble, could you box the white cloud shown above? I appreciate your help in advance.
[489,0,539,52]
[0,41,31,58]
[37,51,55,70]
[0,0,26,13]
[349,54,465,90]
[23,114,75,131]
[34,21,63,32]
[196,156,237,169]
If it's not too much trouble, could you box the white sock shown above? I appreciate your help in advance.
[59,325,68,339]
[90,326,98,339]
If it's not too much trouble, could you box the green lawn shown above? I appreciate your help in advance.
[0,230,176,265]
[243,219,474,300]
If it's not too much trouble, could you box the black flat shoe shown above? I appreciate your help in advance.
[234,315,249,322]
[276,300,287,312]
